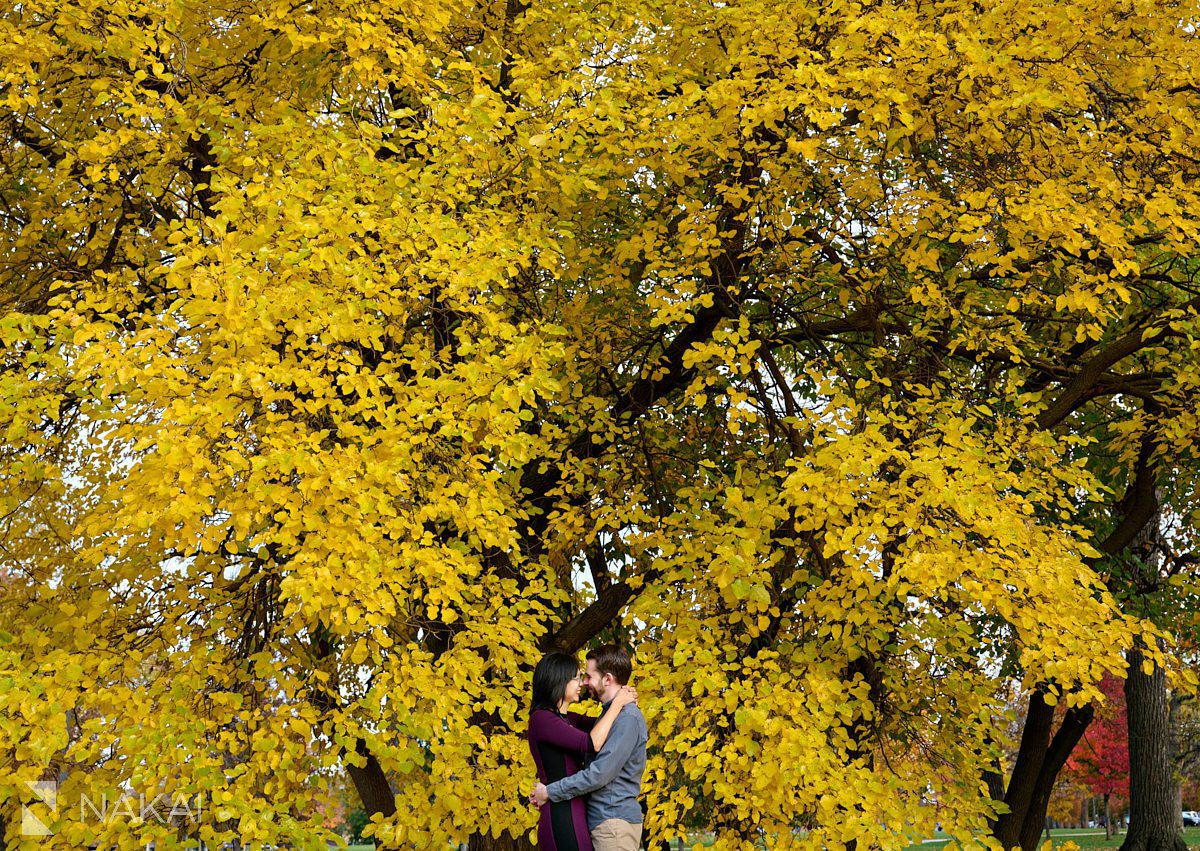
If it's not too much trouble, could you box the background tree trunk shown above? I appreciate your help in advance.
[344,742,397,826]
[1017,704,1095,851]
[991,690,1094,851]
[466,830,538,851]
[984,757,1007,832]
[1119,641,1186,851]
[1170,692,1184,832]
[995,689,1055,848]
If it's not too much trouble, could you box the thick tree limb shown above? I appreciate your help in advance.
[542,582,639,654]
[995,687,1055,848]
[1097,430,1160,559]
[1016,703,1096,851]
[1038,295,1200,429]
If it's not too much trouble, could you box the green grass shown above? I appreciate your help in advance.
[912,826,1200,850]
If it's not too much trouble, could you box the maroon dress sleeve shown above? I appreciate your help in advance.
[529,709,594,756]
[565,711,599,733]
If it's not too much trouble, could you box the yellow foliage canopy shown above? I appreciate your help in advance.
[3,0,1200,847]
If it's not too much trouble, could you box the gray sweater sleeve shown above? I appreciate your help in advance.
[545,711,638,801]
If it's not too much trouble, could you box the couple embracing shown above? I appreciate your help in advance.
[527,645,648,851]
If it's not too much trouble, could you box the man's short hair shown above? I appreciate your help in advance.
[586,644,632,686]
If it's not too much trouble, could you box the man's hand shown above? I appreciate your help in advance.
[529,782,550,808]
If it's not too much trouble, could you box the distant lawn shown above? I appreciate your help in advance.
[913,826,1200,850]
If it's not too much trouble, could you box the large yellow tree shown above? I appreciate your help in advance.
[4,0,1200,848]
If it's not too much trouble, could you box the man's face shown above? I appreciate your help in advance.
[581,659,607,698]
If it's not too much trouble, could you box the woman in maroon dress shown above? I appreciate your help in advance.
[527,653,637,851]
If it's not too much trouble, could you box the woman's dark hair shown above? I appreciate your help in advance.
[531,652,579,715]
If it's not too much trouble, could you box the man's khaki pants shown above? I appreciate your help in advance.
[591,818,642,851]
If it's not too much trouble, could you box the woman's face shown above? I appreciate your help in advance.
[561,671,583,706]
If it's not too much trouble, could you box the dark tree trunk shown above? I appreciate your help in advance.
[1018,704,1095,851]
[1169,692,1184,832]
[1106,794,1113,840]
[345,739,397,822]
[466,830,537,851]
[1119,642,1186,851]
[995,688,1055,848]
[992,688,1096,850]
[983,741,1007,832]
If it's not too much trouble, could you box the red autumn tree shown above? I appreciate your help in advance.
[1066,674,1130,838]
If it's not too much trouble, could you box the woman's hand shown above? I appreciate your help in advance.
[530,782,549,808]
[612,684,638,709]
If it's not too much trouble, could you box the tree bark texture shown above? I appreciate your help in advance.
[466,830,538,851]
[995,688,1056,849]
[1119,641,1186,851]
[991,690,1097,851]
[1017,703,1095,851]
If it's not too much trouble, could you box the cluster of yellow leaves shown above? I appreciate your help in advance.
[624,389,1141,849]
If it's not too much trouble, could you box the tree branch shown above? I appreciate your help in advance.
[541,581,638,654]
[1097,429,1160,558]
[1037,295,1200,429]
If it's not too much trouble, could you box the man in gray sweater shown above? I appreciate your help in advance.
[530,644,648,851]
